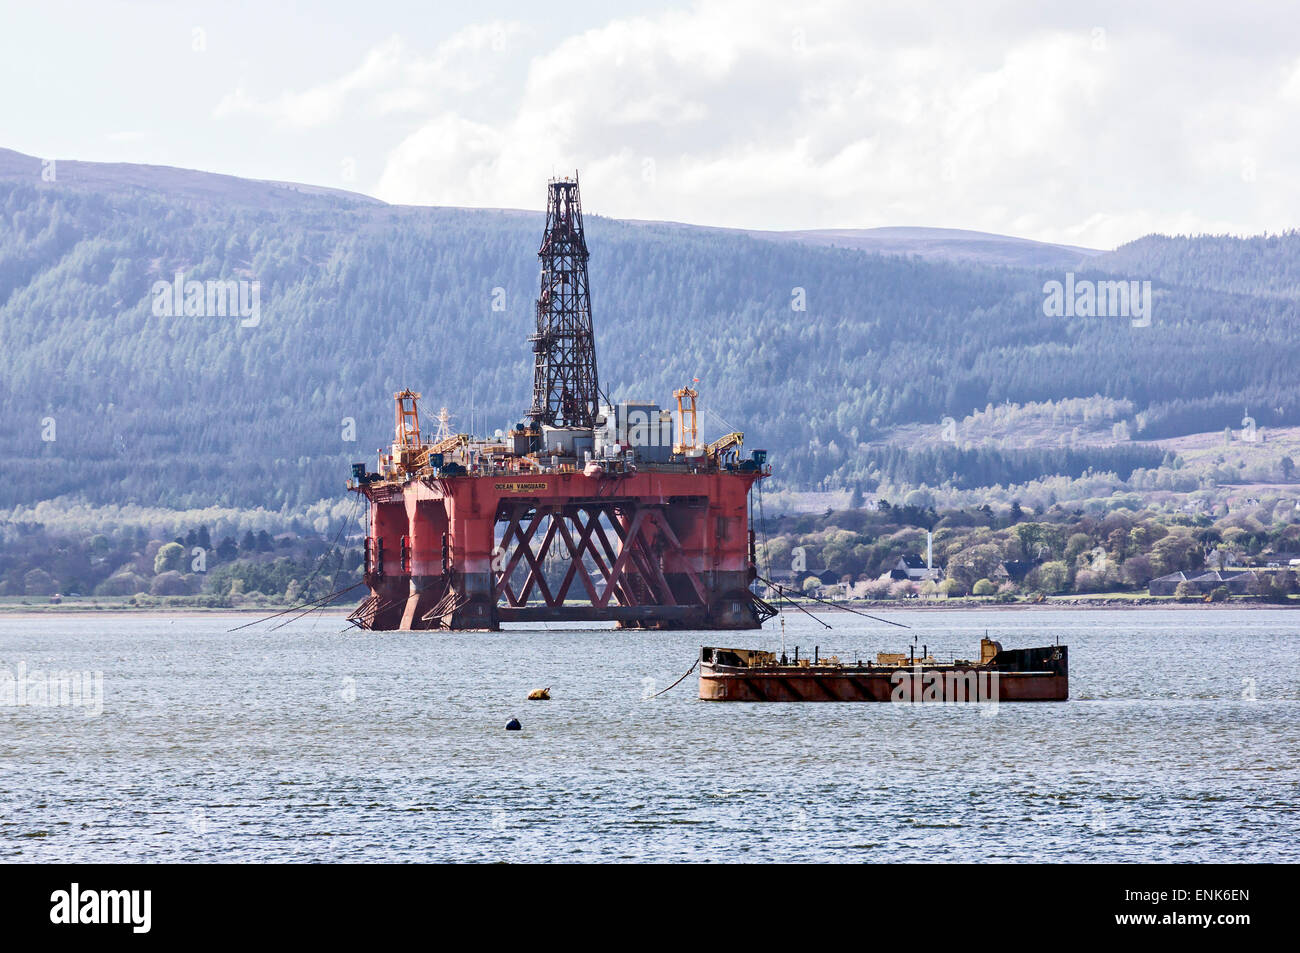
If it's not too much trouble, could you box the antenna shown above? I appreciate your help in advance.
[433,407,452,443]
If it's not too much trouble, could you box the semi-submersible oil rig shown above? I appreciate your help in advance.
[346,175,775,631]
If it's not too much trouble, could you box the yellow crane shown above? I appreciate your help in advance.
[673,385,698,454]
[394,390,422,448]
[429,433,469,455]
[706,431,744,461]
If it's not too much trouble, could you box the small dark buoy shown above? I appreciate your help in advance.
[505,717,521,731]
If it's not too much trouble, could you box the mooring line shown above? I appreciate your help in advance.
[267,581,366,631]
[650,658,698,698]
[226,581,364,633]
[225,495,362,633]
[758,575,910,629]
[769,584,833,629]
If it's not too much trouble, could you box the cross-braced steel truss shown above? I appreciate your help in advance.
[493,500,707,611]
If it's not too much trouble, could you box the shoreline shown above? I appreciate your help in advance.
[796,600,1297,612]
[0,606,352,618]
[1,599,1295,619]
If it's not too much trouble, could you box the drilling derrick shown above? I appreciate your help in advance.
[529,176,600,429]
[347,174,775,632]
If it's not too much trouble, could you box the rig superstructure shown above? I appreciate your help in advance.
[346,174,774,631]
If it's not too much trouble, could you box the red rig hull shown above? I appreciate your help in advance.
[350,468,772,631]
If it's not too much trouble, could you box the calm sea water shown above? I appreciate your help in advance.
[1,608,1296,862]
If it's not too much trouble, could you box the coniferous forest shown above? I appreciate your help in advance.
[3,153,1300,516]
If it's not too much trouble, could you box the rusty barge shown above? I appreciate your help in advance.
[698,639,1068,702]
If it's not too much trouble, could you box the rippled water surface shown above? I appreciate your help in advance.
[1,608,1297,862]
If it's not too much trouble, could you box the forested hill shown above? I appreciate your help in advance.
[2,149,1299,511]
[1093,232,1300,299]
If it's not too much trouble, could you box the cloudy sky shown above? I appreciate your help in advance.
[4,0,1299,248]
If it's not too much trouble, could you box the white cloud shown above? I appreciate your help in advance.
[213,23,525,127]
[212,1,1300,248]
